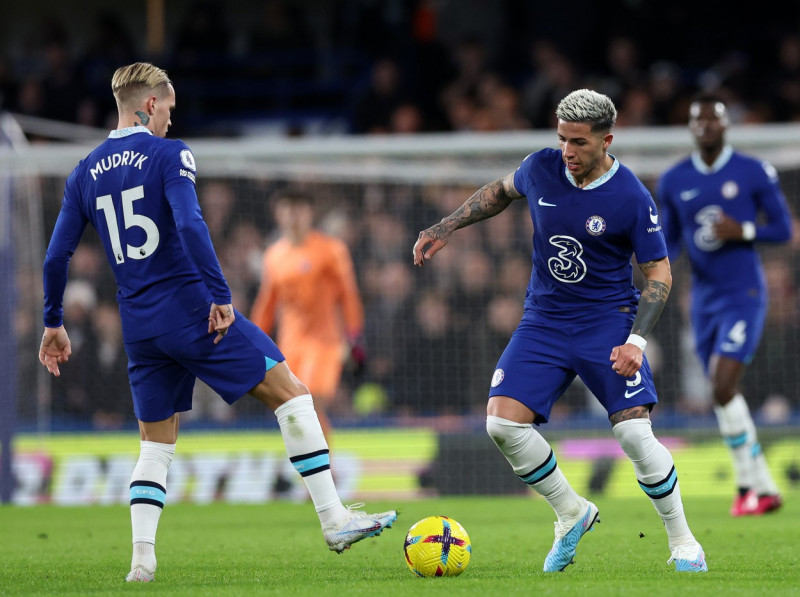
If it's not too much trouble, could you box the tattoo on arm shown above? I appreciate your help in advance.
[134,111,150,126]
[630,260,670,338]
[440,179,515,233]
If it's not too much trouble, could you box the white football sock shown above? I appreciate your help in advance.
[130,440,175,570]
[486,415,583,519]
[714,393,778,495]
[613,419,696,549]
[275,395,346,524]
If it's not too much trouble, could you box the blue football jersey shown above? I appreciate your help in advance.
[513,148,667,319]
[43,126,231,342]
[656,146,792,312]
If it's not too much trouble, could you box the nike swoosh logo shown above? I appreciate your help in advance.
[649,206,659,224]
[624,388,645,399]
[680,188,700,201]
[538,197,556,207]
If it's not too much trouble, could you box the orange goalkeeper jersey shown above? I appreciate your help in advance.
[250,230,364,350]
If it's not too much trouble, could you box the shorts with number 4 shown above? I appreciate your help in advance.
[691,300,766,373]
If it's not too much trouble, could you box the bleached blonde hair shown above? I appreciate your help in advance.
[556,89,617,132]
[111,62,172,107]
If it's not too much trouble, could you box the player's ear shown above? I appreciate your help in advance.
[147,96,157,116]
[603,132,613,151]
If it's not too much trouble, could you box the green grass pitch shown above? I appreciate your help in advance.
[1,494,798,596]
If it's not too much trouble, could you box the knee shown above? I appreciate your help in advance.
[711,383,736,405]
[252,362,309,410]
[612,418,655,457]
[486,415,530,449]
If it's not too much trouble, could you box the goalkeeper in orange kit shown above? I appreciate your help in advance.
[251,192,366,442]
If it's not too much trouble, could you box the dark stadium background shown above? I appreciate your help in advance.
[2,0,800,138]
[2,0,799,505]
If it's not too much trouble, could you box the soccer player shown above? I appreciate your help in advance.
[38,62,396,583]
[657,93,790,516]
[413,89,707,572]
[250,193,365,443]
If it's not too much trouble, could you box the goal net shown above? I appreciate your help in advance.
[2,120,799,501]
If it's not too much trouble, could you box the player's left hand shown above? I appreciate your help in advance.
[712,213,743,241]
[609,343,643,378]
[208,303,235,344]
[39,325,72,377]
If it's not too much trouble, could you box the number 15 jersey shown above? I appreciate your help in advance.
[43,126,231,342]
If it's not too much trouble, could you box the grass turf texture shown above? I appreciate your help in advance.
[1,495,798,596]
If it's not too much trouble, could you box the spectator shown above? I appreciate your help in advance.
[395,290,470,415]
[362,259,415,399]
[351,57,408,134]
[87,302,130,430]
[520,40,580,128]
[247,0,310,53]
[769,33,800,122]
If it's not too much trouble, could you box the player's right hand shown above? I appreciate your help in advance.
[208,303,235,344]
[413,225,449,267]
[609,343,643,378]
[39,325,72,377]
[712,212,743,241]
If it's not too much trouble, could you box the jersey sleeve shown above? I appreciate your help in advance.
[43,177,89,327]
[753,161,793,243]
[162,142,232,305]
[512,152,536,197]
[631,188,668,264]
[329,238,364,336]
[655,173,683,260]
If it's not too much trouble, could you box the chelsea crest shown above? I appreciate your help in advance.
[586,215,606,236]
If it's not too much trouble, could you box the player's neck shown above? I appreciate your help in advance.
[117,119,153,133]
[698,146,722,167]
[287,230,309,245]
[574,153,613,188]
[116,108,155,134]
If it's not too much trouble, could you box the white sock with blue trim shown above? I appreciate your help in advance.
[714,393,778,495]
[613,419,695,548]
[486,415,583,519]
[275,394,346,524]
[130,440,175,571]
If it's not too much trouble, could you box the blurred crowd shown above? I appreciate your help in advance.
[7,1,800,430]
[15,172,800,431]
[2,1,800,137]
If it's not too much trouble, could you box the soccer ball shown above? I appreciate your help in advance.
[403,516,471,577]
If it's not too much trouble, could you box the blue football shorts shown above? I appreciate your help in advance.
[488,309,657,424]
[691,300,766,373]
[125,310,285,422]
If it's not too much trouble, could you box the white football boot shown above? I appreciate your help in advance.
[323,503,398,553]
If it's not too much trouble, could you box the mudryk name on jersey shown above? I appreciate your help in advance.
[89,151,149,180]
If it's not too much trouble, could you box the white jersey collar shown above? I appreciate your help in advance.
[109,125,153,139]
[565,154,620,190]
[691,144,733,174]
